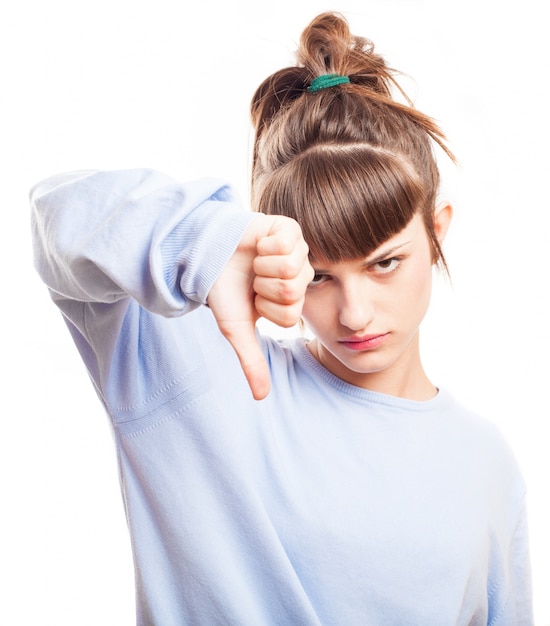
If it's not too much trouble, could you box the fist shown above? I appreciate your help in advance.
[208,214,313,399]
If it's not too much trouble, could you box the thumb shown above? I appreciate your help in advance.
[219,320,271,400]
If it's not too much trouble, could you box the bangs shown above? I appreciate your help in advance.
[256,144,427,261]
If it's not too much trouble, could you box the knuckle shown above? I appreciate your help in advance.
[278,302,303,328]
[278,257,301,279]
[277,281,297,303]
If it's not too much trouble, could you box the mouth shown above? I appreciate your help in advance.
[338,333,389,351]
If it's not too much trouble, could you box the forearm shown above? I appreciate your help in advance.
[31,168,256,317]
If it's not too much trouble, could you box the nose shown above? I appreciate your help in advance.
[338,282,375,331]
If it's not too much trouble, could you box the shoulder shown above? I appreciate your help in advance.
[437,390,527,510]
[261,335,341,398]
[437,390,521,470]
[440,391,519,462]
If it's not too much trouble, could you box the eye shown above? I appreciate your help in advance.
[371,257,401,274]
[308,272,330,287]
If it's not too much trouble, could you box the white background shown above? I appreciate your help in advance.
[1,0,548,623]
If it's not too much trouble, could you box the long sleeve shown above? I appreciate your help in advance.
[498,501,533,625]
[31,168,256,316]
[30,168,259,414]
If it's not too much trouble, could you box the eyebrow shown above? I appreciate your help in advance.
[365,241,411,265]
[311,241,412,271]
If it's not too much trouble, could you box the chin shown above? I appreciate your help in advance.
[336,355,392,377]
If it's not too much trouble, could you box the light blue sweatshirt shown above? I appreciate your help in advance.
[31,169,533,625]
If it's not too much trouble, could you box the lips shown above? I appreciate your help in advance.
[338,333,389,351]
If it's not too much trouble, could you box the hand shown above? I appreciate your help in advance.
[207,214,313,400]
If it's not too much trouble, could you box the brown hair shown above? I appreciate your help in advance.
[250,12,455,268]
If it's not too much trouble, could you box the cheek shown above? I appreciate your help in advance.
[302,293,328,331]
[301,296,317,327]
[403,260,433,311]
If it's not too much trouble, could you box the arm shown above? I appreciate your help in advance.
[506,501,533,625]
[488,498,534,626]
[31,168,312,399]
[30,169,254,314]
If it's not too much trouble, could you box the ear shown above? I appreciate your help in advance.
[433,200,453,245]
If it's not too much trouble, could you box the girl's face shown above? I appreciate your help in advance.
[302,207,451,400]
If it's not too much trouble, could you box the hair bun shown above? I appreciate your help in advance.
[297,12,392,97]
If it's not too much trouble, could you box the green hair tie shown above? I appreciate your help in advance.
[307,74,350,93]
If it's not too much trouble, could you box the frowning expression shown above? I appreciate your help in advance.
[302,211,446,397]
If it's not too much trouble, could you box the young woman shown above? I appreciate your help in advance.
[31,12,533,626]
